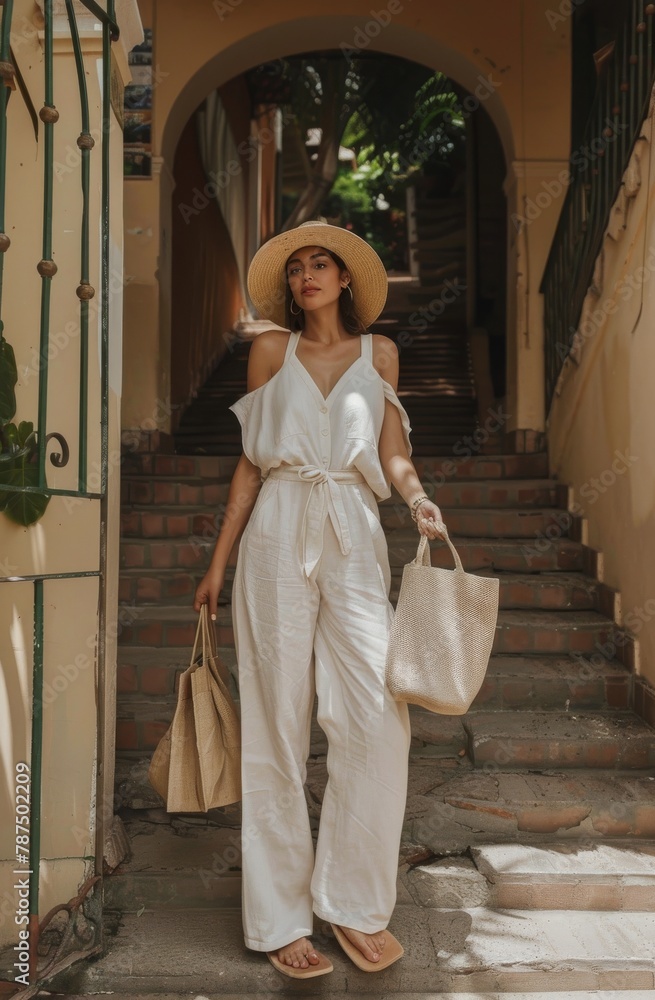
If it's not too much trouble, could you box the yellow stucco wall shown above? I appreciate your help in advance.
[0,0,140,950]
[548,102,655,690]
[123,0,572,436]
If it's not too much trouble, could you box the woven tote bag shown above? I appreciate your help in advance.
[385,528,499,715]
[148,605,241,812]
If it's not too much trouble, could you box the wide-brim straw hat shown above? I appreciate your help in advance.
[247,220,388,329]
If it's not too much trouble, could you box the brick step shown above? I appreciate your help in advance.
[120,535,582,574]
[476,654,631,710]
[149,534,576,574]
[464,710,655,770]
[121,478,230,507]
[118,566,235,605]
[115,602,620,655]
[117,642,237,699]
[120,478,560,511]
[385,478,559,508]
[118,567,601,612]
[385,534,585,572]
[383,507,576,538]
[116,604,235,648]
[492,610,624,655]
[120,506,576,541]
[121,452,550,481]
[115,649,630,714]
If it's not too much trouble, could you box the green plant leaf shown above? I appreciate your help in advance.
[0,337,17,424]
[17,421,35,448]
[0,450,51,526]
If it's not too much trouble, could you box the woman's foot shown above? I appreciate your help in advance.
[275,936,322,970]
[337,925,387,963]
[331,923,404,972]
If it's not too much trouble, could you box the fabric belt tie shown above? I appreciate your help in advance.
[267,464,365,577]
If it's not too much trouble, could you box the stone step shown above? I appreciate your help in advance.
[43,904,655,995]
[101,817,655,914]
[29,994,655,1000]
[403,766,655,850]
[122,452,550,482]
[119,505,577,541]
[464,710,655,770]
[467,842,655,910]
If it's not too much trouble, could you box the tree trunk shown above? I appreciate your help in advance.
[282,61,351,231]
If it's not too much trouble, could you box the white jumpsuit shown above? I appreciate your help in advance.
[229,330,413,952]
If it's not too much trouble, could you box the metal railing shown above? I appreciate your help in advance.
[0,0,118,986]
[541,0,655,406]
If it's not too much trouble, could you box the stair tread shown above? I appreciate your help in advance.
[39,904,655,996]
[466,709,654,739]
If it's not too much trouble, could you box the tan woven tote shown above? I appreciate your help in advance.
[148,605,241,811]
[385,528,499,715]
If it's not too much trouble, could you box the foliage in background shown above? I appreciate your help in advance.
[0,334,51,526]
[248,54,467,236]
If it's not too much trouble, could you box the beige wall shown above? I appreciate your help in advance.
[122,0,572,438]
[0,0,141,949]
[548,100,655,690]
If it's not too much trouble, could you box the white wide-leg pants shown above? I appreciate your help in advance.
[231,472,412,952]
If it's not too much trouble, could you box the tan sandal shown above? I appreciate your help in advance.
[331,923,404,972]
[267,948,333,979]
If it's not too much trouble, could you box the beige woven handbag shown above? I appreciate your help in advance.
[148,604,241,812]
[385,527,499,715]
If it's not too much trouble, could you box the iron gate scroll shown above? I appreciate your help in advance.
[0,0,119,990]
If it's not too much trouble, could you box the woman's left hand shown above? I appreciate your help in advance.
[414,499,447,540]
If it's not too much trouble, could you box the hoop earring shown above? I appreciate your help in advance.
[290,300,302,315]
[342,284,354,301]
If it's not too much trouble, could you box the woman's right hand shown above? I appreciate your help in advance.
[194,568,224,621]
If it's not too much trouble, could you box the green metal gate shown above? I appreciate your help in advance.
[0,0,119,989]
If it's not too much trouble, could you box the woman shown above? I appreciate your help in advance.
[193,221,445,979]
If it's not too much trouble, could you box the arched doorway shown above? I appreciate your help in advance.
[165,53,508,455]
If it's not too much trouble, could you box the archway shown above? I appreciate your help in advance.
[165,50,508,453]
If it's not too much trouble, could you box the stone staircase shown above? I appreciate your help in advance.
[40,447,655,996]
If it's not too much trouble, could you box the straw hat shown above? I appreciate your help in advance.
[247,220,388,329]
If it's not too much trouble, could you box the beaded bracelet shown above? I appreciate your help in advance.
[409,494,430,522]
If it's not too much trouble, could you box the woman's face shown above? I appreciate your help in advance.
[285,244,349,317]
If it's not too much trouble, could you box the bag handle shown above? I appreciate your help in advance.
[190,604,218,667]
[415,524,464,573]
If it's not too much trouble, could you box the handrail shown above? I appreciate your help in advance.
[541,0,655,406]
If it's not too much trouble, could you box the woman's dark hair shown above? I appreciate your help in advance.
[284,247,367,335]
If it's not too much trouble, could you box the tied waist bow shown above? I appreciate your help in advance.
[266,464,366,576]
